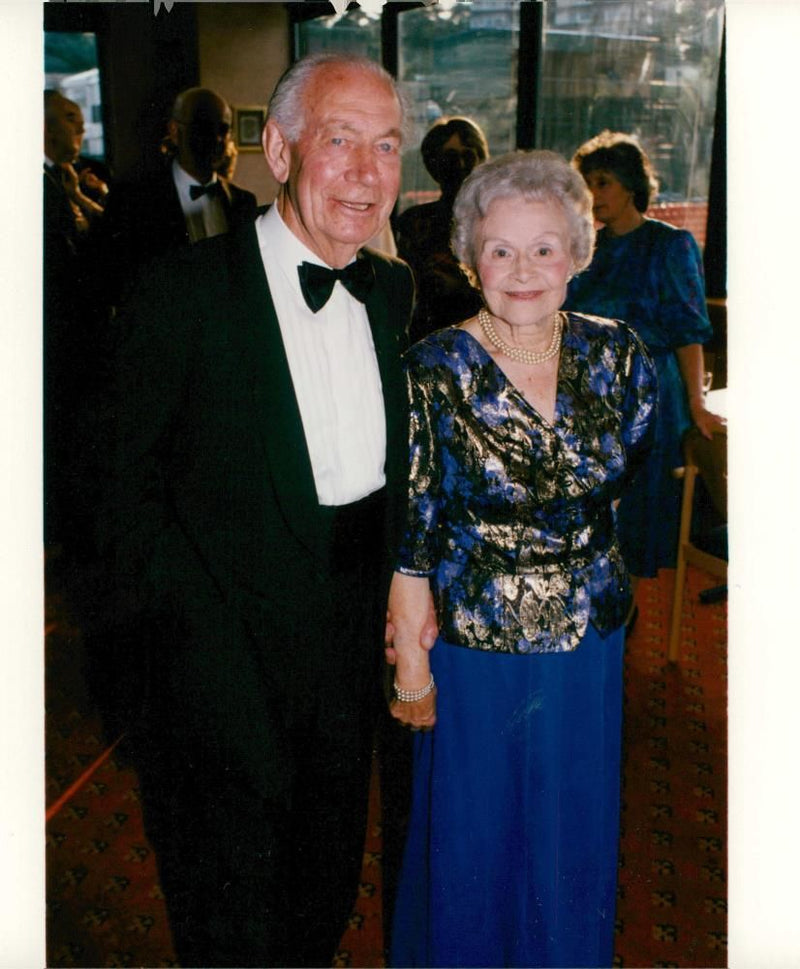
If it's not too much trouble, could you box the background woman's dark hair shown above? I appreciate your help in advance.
[421,116,489,184]
[571,130,659,213]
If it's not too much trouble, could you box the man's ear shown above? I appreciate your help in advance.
[166,119,180,149]
[263,119,291,184]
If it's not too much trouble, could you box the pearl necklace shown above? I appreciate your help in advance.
[478,307,563,366]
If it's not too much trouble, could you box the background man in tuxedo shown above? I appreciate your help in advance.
[98,53,414,967]
[101,85,256,304]
[44,90,106,235]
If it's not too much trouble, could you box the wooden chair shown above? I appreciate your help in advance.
[667,425,728,662]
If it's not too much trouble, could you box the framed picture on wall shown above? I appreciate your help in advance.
[234,106,266,151]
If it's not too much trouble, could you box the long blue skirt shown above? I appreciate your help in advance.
[390,624,625,969]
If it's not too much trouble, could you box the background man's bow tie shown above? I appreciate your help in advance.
[189,181,224,201]
[298,256,375,313]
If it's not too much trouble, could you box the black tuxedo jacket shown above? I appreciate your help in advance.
[100,164,257,303]
[43,166,107,535]
[43,166,97,322]
[99,220,413,797]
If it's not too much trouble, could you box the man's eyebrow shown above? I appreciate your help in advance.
[319,119,401,140]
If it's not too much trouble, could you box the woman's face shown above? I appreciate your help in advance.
[583,168,638,229]
[437,132,483,192]
[476,195,573,330]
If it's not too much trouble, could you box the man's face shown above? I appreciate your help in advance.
[266,64,403,268]
[173,92,232,182]
[45,96,84,164]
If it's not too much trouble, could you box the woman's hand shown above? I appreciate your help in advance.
[386,572,438,730]
[689,395,726,439]
[676,343,726,440]
[390,687,437,731]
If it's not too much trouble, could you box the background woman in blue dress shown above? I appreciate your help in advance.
[387,150,657,968]
[564,131,724,627]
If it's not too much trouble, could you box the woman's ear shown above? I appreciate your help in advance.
[263,119,291,184]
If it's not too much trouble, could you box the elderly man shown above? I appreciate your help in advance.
[101,86,256,304]
[44,90,105,233]
[99,54,414,967]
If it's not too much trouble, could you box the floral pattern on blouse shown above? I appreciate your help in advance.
[397,312,658,654]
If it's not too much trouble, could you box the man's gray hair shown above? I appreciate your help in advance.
[267,52,413,145]
[452,150,596,276]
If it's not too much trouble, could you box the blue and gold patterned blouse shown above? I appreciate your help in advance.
[397,312,657,654]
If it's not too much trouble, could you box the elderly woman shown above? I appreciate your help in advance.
[564,131,723,626]
[387,150,657,969]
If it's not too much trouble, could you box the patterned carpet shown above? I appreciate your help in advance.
[46,566,726,968]
[615,568,727,968]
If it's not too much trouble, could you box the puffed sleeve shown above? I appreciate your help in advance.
[396,361,442,576]
[620,320,659,459]
[659,228,714,348]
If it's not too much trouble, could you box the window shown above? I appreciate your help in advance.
[296,5,383,62]
[296,0,724,248]
[396,1,520,212]
[540,0,724,246]
[44,31,105,160]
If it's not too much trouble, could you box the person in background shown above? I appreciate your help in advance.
[394,116,488,342]
[214,132,240,182]
[43,90,106,564]
[386,150,657,968]
[44,90,106,234]
[96,53,414,968]
[101,86,256,305]
[564,130,724,630]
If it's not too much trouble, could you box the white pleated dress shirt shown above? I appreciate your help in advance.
[255,204,387,507]
[172,159,229,242]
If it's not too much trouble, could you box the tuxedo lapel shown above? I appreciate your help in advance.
[167,177,192,247]
[224,225,322,558]
[219,180,235,224]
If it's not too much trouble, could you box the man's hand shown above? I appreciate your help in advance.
[59,162,104,222]
[385,590,438,665]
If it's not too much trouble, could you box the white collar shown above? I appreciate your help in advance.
[172,158,219,194]
[257,203,364,305]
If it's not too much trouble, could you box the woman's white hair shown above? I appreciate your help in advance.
[451,150,596,278]
[267,51,413,145]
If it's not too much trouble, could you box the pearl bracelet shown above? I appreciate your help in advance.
[393,674,435,703]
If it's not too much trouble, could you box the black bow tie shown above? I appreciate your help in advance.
[297,256,375,313]
[189,181,224,201]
